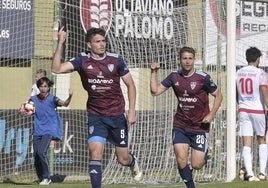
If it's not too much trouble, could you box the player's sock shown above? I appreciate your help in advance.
[242,146,254,176]
[89,160,102,188]
[128,153,135,167]
[259,144,268,174]
[204,148,209,165]
[178,165,195,188]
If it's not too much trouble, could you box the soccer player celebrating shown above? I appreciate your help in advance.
[236,47,268,181]
[52,27,142,187]
[150,46,222,188]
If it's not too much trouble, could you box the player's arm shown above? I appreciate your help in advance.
[260,85,268,109]
[150,62,167,96]
[121,72,137,126]
[52,26,74,74]
[203,89,223,124]
[58,89,73,107]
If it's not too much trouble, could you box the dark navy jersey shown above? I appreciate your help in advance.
[31,94,62,140]
[161,69,218,132]
[70,51,129,116]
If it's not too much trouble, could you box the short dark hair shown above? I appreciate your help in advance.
[179,46,196,58]
[85,28,106,42]
[246,47,262,63]
[37,77,54,88]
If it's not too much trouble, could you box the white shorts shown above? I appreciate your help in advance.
[239,112,267,137]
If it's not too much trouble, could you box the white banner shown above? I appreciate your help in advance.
[205,0,268,66]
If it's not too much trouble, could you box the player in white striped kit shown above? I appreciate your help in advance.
[236,47,268,181]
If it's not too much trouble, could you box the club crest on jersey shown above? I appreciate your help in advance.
[80,0,113,33]
[190,82,196,90]
[89,126,94,134]
[108,64,114,72]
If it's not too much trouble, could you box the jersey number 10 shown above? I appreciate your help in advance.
[239,78,253,95]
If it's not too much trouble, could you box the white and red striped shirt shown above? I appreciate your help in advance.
[236,65,268,114]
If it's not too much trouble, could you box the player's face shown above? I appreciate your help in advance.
[87,34,106,59]
[180,52,195,75]
[38,82,50,97]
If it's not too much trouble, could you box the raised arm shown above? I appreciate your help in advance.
[52,27,74,74]
[261,85,268,109]
[150,62,167,96]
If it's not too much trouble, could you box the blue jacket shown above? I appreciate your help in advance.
[31,94,62,140]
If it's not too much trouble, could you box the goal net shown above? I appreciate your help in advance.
[1,0,268,185]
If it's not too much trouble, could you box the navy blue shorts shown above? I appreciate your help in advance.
[172,127,208,152]
[87,113,128,147]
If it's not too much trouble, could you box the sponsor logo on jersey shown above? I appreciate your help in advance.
[91,85,97,90]
[91,85,111,91]
[88,78,113,84]
[179,97,197,103]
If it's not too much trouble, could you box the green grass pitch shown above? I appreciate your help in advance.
[1,180,268,188]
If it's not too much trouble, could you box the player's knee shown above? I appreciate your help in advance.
[117,155,130,166]
[191,156,205,169]
[89,147,103,160]
[177,159,188,169]
[191,161,204,170]
[117,153,134,166]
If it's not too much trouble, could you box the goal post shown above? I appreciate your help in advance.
[226,0,237,182]
[1,0,268,185]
